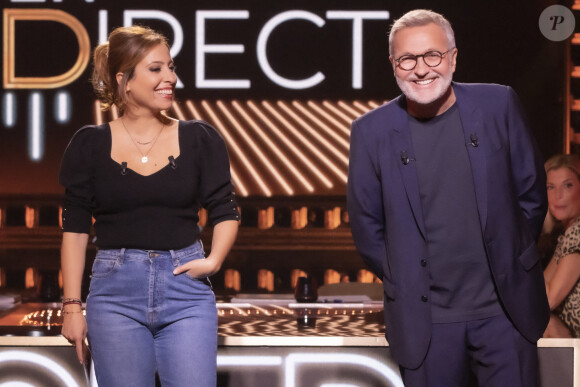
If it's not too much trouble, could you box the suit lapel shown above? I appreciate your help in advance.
[390,100,427,240]
[455,85,488,231]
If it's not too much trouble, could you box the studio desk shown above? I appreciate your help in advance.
[0,299,578,387]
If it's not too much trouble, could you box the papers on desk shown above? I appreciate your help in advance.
[0,294,21,309]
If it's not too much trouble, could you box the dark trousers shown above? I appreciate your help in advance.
[399,314,540,387]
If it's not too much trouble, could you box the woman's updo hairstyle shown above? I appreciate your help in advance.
[91,25,169,113]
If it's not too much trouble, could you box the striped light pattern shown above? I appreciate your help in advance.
[94,99,385,196]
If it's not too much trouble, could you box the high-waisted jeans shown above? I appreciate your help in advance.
[86,241,217,387]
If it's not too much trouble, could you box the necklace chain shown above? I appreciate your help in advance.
[121,118,165,164]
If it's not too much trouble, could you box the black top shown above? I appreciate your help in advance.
[59,120,239,250]
[409,104,501,323]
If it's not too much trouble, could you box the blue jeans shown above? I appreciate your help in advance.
[86,241,217,387]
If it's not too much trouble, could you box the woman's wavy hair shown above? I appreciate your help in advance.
[545,154,580,180]
[91,25,169,114]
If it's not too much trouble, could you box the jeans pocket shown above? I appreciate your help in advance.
[91,254,121,279]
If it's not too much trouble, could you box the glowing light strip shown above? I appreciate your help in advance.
[185,101,248,195]
[307,101,350,136]
[55,91,70,123]
[185,100,203,120]
[0,351,80,387]
[233,101,314,193]
[285,353,403,387]
[219,101,293,195]
[29,92,43,161]
[202,100,262,196]
[322,101,355,124]
[256,101,333,188]
[217,355,283,366]
[338,100,364,118]
[93,101,103,125]
[171,100,186,120]
[368,100,382,109]
[292,101,349,147]
[353,100,373,114]
[3,92,16,128]
[276,101,348,180]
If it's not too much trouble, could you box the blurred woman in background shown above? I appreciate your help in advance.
[543,154,580,338]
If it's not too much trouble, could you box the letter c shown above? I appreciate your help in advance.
[257,10,325,89]
[3,9,90,89]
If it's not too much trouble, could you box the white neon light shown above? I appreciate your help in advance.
[257,11,325,89]
[28,92,44,161]
[196,11,250,89]
[307,101,350,136]
[217,355,283,366]
[3,92,16,128]
[284,353,403,387]
[218,101,292,195]
[0,382,35,387]
[326,11,390,89]
[233,100,314,193]
[0,351,80,387]
[55,91,71,123]
[98,10,108,44]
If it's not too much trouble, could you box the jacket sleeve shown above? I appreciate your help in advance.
[347,119,386,279]
[506,86,547,240]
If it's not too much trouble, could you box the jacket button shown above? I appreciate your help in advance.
[421,295,428,302]
[420,259,427,267]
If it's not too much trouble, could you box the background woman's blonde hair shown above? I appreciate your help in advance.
[91,25,169,114]
[545,154,580,180]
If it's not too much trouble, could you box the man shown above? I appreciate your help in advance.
[347,9,550,387]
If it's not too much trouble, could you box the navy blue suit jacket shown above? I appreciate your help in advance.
[347,82,550,369]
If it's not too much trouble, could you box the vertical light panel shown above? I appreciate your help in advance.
[28,92,44,161]
[2,92,17,128]
[54,91,71,123]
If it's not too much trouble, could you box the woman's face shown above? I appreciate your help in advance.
[547,167,580,228]
[123,44,176,113]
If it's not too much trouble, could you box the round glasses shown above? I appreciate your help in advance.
[394,48,454,71]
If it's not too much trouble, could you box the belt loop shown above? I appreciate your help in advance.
[170,248,178,266]
[119,248,126,264]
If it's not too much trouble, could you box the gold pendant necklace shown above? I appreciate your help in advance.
[121,118,164,164]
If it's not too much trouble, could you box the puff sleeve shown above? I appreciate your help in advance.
[196,122,240,226]
[58,126,95,234]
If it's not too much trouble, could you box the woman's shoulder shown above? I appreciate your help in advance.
[64,123,108,152]
[179,119,225,143]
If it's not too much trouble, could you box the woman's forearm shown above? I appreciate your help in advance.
[61,232,89,300]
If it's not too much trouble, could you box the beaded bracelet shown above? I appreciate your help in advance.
[62,310,83,314]
[62,300,82,308]
[61,297,81,303]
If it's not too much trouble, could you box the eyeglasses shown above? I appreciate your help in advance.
[394,49,454,71]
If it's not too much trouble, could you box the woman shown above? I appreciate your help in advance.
[543,154,580,338]
[59,26,239,386]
